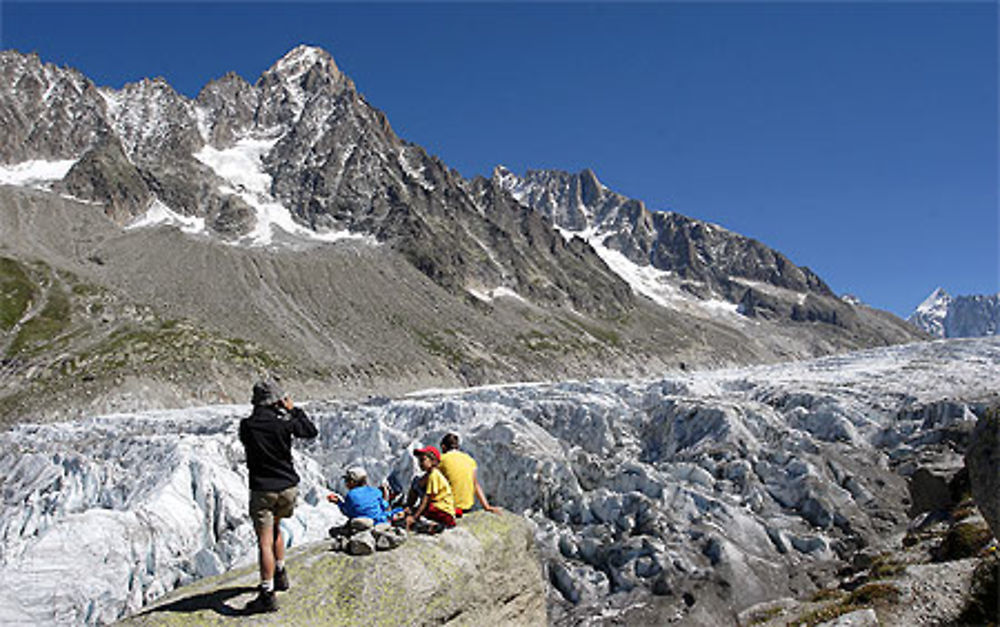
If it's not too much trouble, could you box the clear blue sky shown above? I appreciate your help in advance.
[2,2,997,317]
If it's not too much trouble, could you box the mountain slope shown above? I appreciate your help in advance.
[0,45,924,423]
[497,167,863,326]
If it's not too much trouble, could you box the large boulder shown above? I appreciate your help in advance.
[122,511,546,625]
[907,460,966,518]
[965,408,1000,539]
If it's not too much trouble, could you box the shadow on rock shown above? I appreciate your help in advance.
[139,585,259,617]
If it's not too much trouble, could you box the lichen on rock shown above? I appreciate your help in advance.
[121,511,546,626]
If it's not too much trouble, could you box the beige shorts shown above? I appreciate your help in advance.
[249,486,298,529]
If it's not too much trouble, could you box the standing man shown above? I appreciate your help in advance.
[438,433,500,517]
[239,378,318,612]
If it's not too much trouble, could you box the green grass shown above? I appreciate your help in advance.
[414,329,466,364]
[809,587,845,603]
[516,330,563,352]
[556,316,622,347]
[845,582,901,606]
[10,280,71,354]
[936,520,993,561]
[868,554,907,580]
[746,605,784,625]
[956,554,998,625]
[795,583,901,626]
[0,257,34,332]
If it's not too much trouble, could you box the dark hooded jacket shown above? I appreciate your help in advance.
[239,404,318,491]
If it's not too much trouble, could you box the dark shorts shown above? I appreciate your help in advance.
[249,486,297,529]
[425,503,457,528]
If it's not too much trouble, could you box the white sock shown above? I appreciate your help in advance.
[275,560,285,570]
[261,578,274,592]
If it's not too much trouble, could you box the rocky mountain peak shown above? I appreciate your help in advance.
[0,46,923,349]
[268,44,340,80]
[101,76,201,164]
[498,165,846,319]
[255,44,351,127]
[195,71,259,146]
[578,167,604,206]
[0,50,108,163]
[918,287,951,310]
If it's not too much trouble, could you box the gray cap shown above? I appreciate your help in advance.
[252,378,285,406]
[343,466,368,484]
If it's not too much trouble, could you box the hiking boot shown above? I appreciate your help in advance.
[274,567,290,592]
[248,588,278,613]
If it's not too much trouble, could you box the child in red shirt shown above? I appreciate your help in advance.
[404,446,457,533]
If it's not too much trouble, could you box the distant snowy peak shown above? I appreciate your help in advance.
[916,287,952,317]
[908,288,999,338]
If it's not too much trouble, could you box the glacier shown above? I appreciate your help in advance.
[0,338,997,624]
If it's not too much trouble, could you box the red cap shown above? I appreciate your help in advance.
[413,445,441,462]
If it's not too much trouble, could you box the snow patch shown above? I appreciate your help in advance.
[194,138,374,247]
[398,149,434,192]
[584,231,740,317]
[467,286,529,304]
[126,199,206,235]
[0,159,77,189]
[194,139,275,196]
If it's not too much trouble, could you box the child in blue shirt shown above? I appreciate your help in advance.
[327,466,390,524]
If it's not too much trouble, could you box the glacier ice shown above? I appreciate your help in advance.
[0,338,997,623]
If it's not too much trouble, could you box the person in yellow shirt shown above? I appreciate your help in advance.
[438,433,500,517]
[404,445,456,533]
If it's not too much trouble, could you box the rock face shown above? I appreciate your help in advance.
[122,512,546,626]
[56,134,151,222]
[0,51,110,163]
[965,407,1000,539]
[495,167,871,332]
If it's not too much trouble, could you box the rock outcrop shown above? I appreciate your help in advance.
[122,512,546,626]
[965,407,1000,539]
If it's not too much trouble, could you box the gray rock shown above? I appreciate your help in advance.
[373,525,406,551]
[907,462,963,517]
[125,512,546,625]
[0,51,110,163]
[346,530,376,555]
[818,607,879,626]
[348,516,374,532]
[56,134,150,223]
[965,408,1000,539]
